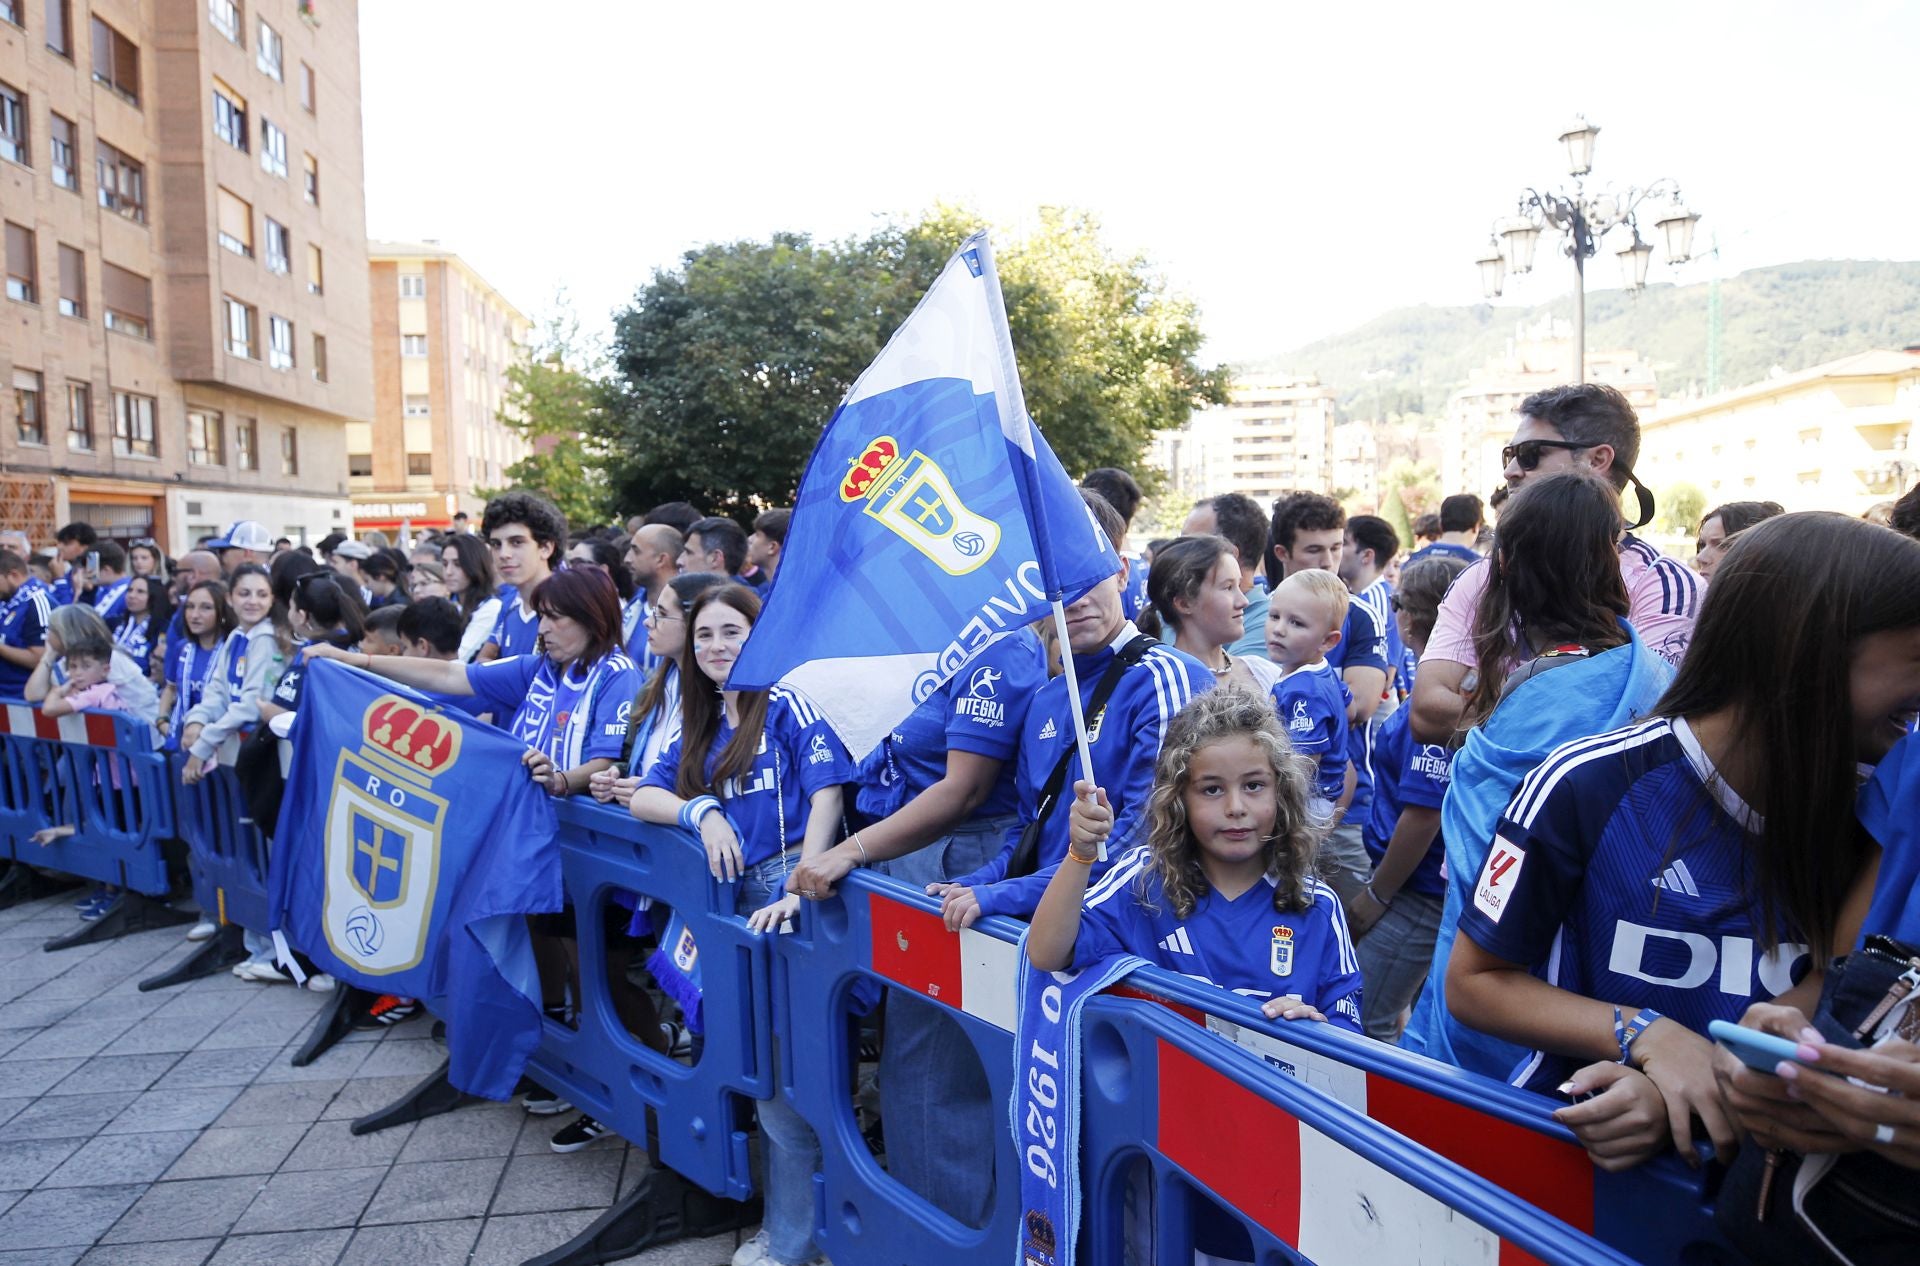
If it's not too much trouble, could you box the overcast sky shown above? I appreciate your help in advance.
[360,1,1918,367]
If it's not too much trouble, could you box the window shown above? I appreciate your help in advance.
[279,426,298,475]
[348,452,372,477]
[406,453,432,477]
[268,314,294,370]
[90,18,140,106]
[216,187,253,258]
[401,334,428,358]
[13,370,44,445]
[213,80,247,152]
[234,416,257,470]
[264,218,289,274]
[399,273,425,299]
[102,262,151,337]
[66,381,92,451]
[57,244,84,318]
[298,61,315,113]
[224,296,256,358]
[96,140,145,221]
[187,408,224,465]
[0,80,26,166]
[301,152,317,204]
[5,222,35,302]
[0,0,15,27]
[112,390,157,457]
[312,333,327,382]
[256,19,282,79]
[209,0,240,44]
[403,394,430,417]
[49,114,76,189]
[46,0,70,57]
[306,243,323,294]
[259,119,286,176]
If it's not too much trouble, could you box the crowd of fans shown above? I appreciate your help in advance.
[1,380,1918,1265]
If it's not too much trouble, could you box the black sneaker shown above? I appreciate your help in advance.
[522,1085,572,1116]
[550,1113,612,1152]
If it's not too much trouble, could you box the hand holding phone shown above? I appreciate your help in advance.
[1710,1019,1827,1074]
[84,550,100,576]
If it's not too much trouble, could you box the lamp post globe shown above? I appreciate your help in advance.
[1476,243,1508,299]
[1497,215,1542,275]
[1654,201,1700,264]
[1558,115,1600,178]
[1616,233,1654,291]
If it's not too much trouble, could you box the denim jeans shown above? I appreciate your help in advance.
[1318,821,1372,906]
[877,815,1013,1227]
[740,853,821,1265]
[1354,886,1445,1043]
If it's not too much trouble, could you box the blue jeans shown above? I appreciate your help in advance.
[741,854,821,1265]
[877,816,1012,1227]
[1354,887,1444,1043]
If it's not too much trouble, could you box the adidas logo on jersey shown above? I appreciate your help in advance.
[1650,859,1700,897]
[1156,927,1195,956]
[1037,718,1057,741]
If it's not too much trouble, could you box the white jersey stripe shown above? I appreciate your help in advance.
[1507,718,1672,829]
[1084,844,1151,910]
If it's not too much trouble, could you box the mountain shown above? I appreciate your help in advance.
[1240,260,1920,415]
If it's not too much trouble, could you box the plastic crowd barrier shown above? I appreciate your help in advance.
[171,735,272,935]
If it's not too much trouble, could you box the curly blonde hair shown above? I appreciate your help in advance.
[1139,688,1324,919]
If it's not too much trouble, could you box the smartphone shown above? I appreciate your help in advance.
[85,550,99,574]
[1709,1019,1823,1074]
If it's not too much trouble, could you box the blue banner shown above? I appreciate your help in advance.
[268,658,562,1099]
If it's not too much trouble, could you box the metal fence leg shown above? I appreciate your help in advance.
[351,1057,477,1135]
[291,985,379,1066]
[139,924,247,991]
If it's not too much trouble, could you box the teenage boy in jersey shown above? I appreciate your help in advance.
[678,516,749,584]
[1409,383,1702,745]
[937,491,1215,927]
[86,541,132,623]
[1082,467,1148,619]
[745,508,789,588]
[1407,494,1484,567]
[46,521,97,607]
[1340,515,1403,695]
[477,491,567,662]
[0,551,51,696]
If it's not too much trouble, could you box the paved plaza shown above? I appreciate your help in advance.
[0,890,744,1266]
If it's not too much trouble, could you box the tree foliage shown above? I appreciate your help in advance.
[1376,458,1440,550]
[482,297,615,526]
[600,208,1229,522]
[1658,481,1707,536]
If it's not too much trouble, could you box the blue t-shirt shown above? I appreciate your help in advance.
[858,629,1046,823]
[1361,703,1450,898]
[112,616,157,678]
[91,577,131,624]
[1458,716,1810,1091]
[484,586,542,659]
[50,574,76,607]
[1859,733,1920,946]
[1077,844,1363,1032]
[467,650,642,770]
[163,609,188,685]
[1407,542,1481,568]
[165,636,221,751]
[1270,660,1351,806]
[1326,596,1389,817]
[0,576,52,697]
[1227,586,1271,660]
[642,687,854,868]
[1120,553,1149,621]
[1355,579,1403,692]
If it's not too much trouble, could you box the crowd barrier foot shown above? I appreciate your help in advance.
[42,892,194,952]
[291,984,379,1067]
[0,862,85,911]
[518,1164,761,1266]
[351,1058,477,1136]
[138,923,246,991]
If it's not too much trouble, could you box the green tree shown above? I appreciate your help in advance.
[481,295,615,527]
[1375,458,1440,552]
[601,208,1228,520]
[1658,481,1707,536]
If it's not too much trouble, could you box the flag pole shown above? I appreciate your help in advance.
[1048,597,1102,858]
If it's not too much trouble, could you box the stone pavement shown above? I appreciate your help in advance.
[0,890,747,1266]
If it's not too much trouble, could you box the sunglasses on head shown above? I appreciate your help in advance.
[1500,439,1590,471]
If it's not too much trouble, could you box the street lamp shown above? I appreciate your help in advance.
[1476,117,1700,383]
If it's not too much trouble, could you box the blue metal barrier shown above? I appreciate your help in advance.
[0,699,174,897]
[173,740,272,933]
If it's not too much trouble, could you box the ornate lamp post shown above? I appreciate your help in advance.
[1476,116,1700,383]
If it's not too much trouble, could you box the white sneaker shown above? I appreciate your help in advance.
[237,959,290,984]
[731,1232,771,1266]
[186,920,217,942]
[306,973,336,993]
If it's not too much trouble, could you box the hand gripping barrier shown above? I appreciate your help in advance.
[0,699,191,949]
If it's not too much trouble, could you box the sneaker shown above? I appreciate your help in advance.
[522,1086,572,1116]
[236,959,290,984]
[306,973,337,993]
[549,1113,613,1152]
[74,887,105,910]
[660,1020,693,1058]
[369,995,420,1026]
[186,920,218,942]
[731,1231,772,1266]
[78,894,117,921]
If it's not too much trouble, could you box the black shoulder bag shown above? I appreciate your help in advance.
[1006,634,1156,879]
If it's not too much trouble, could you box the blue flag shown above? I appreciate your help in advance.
[728,231,1120,759]
[268,658,562,1099]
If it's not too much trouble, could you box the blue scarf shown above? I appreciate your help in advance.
[1011,934,1144,1266]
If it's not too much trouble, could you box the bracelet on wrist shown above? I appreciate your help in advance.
[1617,1006,1662,1065]
[1364,883,1390,909]
[851,831,870,865]
[1066,844,1100,865]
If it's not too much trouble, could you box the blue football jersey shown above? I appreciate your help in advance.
[1269,660,1351,806]
[485,587,542,659]
[1361,704,1449,898]
[1077,844,1363,1032]
[112,617,155,678]
[91,577,131,624]
[1459,716,1809,1090]
[468,650,642,771]
[1325,595,1389,676]
[0,576,52,697]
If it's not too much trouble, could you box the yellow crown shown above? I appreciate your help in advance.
[364,696,462,774]
[840,435,901,502]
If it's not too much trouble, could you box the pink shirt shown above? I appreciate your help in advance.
[64,682,127,713]
[1422,533,1704,670]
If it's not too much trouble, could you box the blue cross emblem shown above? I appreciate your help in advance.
[351,814,406,905]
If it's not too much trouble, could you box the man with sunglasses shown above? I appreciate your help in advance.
[1408,383,1702,745]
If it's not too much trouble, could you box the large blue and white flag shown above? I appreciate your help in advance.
[729,232,1119,758]
[268,658,562,1099]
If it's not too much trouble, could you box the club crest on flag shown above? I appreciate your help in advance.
[841,434,1001,576]
[321,696,458,974]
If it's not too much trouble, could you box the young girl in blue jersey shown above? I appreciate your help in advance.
[156,581,233,755]
[1028,687,1363,1032]
[179,564,292,787]
[630,583,851,1266]
[110,575,169,679]
[1449,512,1920,1174]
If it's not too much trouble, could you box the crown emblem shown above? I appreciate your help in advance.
[364,696,463,775]
[1271,925,1295,940]
[841,436,901,502]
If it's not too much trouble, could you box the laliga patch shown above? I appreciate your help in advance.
[1269,925,1295,977]
[1474,837,1526,923]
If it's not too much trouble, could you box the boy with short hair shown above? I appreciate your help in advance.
[1266,569,1353,824]
[478,492,567,662]
[359,606,409,658]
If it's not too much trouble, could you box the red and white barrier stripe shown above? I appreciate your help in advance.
[867,893,1021,1033]
[0,704,120,748]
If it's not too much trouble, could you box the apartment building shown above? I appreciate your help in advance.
[1151,377,1337,506]
[0,0,370,551]
[355,242,528,534]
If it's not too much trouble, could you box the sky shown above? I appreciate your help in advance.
[359,1,1919,368]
